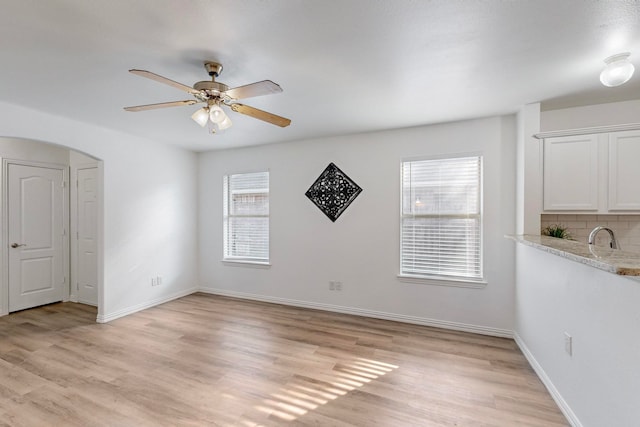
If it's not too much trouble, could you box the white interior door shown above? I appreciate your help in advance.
[8,164,65,312]
[77,167,98,305]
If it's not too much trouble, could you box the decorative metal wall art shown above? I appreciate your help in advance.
[305,162,363,222]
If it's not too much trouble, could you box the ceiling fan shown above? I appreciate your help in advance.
[124,61,291,133]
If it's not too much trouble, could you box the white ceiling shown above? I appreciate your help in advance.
[1,1,639,151]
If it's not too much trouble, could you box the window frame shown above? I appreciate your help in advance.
[222,170,271,266]
[398,153,486,288]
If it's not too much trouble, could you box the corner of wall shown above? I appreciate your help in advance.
[516,103,541,235]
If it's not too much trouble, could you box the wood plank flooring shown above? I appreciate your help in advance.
[0,293,568,426]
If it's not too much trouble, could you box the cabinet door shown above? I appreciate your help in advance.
[543,134,599,211]
[609,130,640,210]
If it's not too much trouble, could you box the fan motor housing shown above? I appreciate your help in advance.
[193,80,229,96]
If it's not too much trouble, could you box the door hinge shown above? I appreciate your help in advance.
[62,181,66,188]
[76,282,79,291]
[63,276,66,284]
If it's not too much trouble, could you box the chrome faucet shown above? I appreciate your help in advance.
[588,226,620,249]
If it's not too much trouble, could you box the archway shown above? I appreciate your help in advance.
[0,137,103,320]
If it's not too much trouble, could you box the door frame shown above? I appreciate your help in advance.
[1,158,69,315]
[70,162,99,305]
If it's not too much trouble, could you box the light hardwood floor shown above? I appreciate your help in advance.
[0,293,568,426]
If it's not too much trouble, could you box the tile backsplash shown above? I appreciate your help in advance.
[541,214,640,253]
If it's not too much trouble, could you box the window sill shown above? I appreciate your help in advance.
[397,274,487,289]
[221,260,271,269]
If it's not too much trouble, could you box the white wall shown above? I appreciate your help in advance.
[515,243,640,427]
[199,116,517,335]
[516,103,542,235]
[70,149,98,165]
[0,137,70,164]
[0,101,198,321]
[541,99,640,131]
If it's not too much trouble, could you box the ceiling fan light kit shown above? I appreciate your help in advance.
[600,52,635,87]
[125,61,291,134]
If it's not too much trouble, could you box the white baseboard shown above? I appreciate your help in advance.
[514,332,582,427]
[96,287,198,323]
[197,287,513,338]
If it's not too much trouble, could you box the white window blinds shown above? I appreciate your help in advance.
[223,171,269,262]
[401,156,482,280]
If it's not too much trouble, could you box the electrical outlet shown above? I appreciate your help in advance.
[151,277,157,286]
[335,281,342,291]
[329,281,336,290]
[564,332,572,356]
[157,276,162,286]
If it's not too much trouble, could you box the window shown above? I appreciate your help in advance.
[223,171,269,263]
[400,155,482,281]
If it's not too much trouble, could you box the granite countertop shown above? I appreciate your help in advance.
[507,234,640,277]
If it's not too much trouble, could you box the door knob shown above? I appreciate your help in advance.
[10,243,26,248]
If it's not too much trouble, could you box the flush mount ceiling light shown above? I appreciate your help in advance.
[600,52,635,87]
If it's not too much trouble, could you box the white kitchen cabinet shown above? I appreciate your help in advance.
[542,129,640,213]
[608,130,640,210]
[543,134,599,211]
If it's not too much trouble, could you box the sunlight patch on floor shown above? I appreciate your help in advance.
[252,357,399,422]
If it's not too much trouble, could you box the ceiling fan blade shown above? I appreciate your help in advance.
[230,103,291,127]
[224,80,283,100]
[124,100,198,112]
[129,69,198,94]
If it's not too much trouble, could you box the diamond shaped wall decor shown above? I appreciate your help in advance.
[305,162,363,222]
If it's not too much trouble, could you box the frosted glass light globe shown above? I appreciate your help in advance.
[600,53,635,87]
[218,116,232,130]
[209,104,227,124]
[191,107,209,127]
